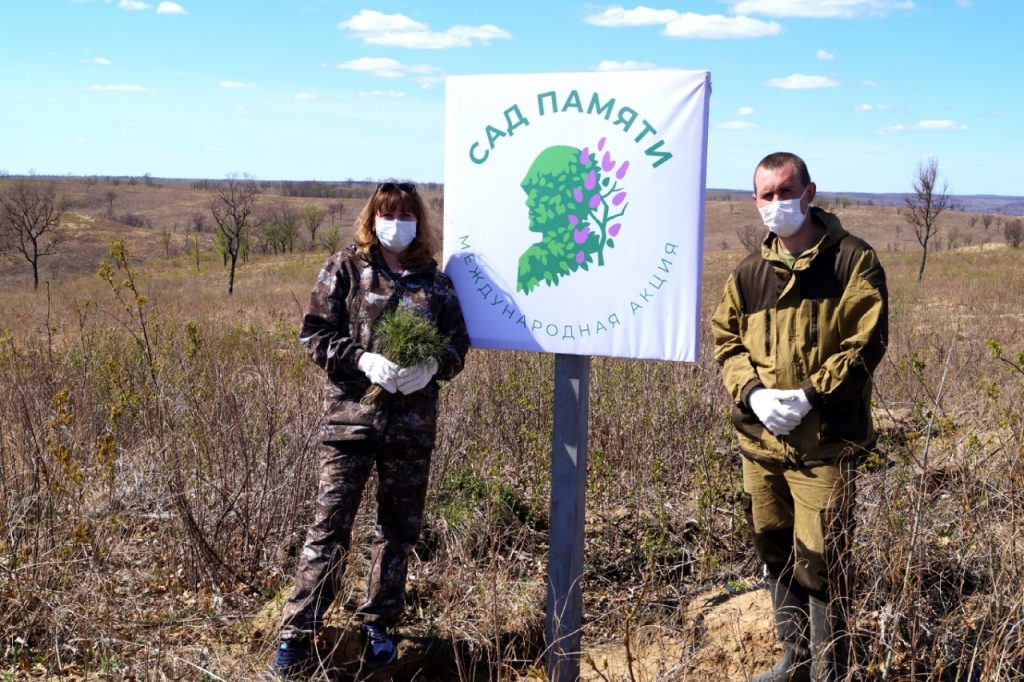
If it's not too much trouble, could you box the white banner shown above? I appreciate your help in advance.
[443,70,710,362]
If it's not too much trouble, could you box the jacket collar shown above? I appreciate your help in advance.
[760,207,848,271]
[363,243,437,277]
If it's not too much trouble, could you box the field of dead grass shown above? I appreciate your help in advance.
[1,178,1023,680]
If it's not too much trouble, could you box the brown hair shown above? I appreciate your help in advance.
[753,152,811,191]
[354,183,439,268]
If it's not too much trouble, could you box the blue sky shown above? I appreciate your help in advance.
[2,0,1021,195]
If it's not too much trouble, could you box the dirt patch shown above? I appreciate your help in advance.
[580,583,779,681]
[240,581,777,680]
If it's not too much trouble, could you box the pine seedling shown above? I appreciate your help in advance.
[363,306,449,404]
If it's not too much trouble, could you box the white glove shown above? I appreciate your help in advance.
[357,351,399,394]
[778,389,812,420]
[397,358,439,395]
[748,387,803,436]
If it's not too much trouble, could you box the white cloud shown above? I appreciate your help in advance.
[337,57,441,82]
[584,6,682,26]
[89,84,155,92]
[338,10,510,49]
[118,0,150,9]
[664,13,782,38]
[729,0,915,19]
[92,57,112,65]
[337,57,406,79]
[816,49,835,60]
[156,2,187,15]
[878,119,967,134]
[917,119,967,130]
[765,73,840,89]
[596,59,659,71]
[358,90,407,97]
[220,80,255,89]
[585,7,780,39]
[954,0,974,6]
[339,9,426,32]
[862,79,882,88]
[737,106,756,115]
[205,146,225,152]
[853,103,891,112]
[717,121,761,130]
[294,92,317,101]
[878,125,906,135]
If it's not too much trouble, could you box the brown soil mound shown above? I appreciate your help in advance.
[581,583,778,681]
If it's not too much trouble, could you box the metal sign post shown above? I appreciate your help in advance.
[545,353,590,682]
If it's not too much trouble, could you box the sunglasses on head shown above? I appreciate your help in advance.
[375,181,417,194]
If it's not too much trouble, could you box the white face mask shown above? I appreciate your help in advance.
[375,218,417,252]
[758,188,808,238]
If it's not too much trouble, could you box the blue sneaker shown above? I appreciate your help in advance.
[362,623,397,666]
[271,639,310,677]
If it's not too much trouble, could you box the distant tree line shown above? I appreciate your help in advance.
[189,179,444,200]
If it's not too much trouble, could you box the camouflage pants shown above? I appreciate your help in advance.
[741,456,857,600]
[280,439,431,640]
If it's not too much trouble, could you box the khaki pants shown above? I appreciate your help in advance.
[741,456,856,600]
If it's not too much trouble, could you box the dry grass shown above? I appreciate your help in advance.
[1,180,1023,679]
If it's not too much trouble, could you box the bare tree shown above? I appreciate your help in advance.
[256,200,300,254]
[1005,218,1023,249]
[210,174,260,295]
[160,224,175,258]
[981,213,993,231]
[302,205,326,249]
[104,190,116,220]
[189,211,207,233]
[736,222,763,253]
[327,201,345,226]
[0,180,65,290]
[321,224,342,254]
[904,158,951,282]
[946,226,961,251]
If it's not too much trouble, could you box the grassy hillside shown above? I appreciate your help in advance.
[1,178,1023,679]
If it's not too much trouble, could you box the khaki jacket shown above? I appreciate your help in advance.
[300,243,470,448]
[712,208,888,464]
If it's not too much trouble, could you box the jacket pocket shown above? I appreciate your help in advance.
[323,376,379,427]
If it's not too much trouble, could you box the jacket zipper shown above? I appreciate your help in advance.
[810,298,819,348]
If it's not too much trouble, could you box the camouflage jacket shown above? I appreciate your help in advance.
[299,243,470,448]
[712,208,888,464]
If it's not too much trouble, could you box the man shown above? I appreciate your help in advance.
[712,152,888,681]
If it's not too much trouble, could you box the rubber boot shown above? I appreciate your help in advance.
[749,577,811,682]
[809,596,848,682]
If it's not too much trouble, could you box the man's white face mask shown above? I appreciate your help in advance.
[758,187,808,238]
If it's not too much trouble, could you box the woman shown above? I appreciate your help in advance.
[273,181,470,676]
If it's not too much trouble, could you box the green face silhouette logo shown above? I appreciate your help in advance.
[517,137,630,294]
